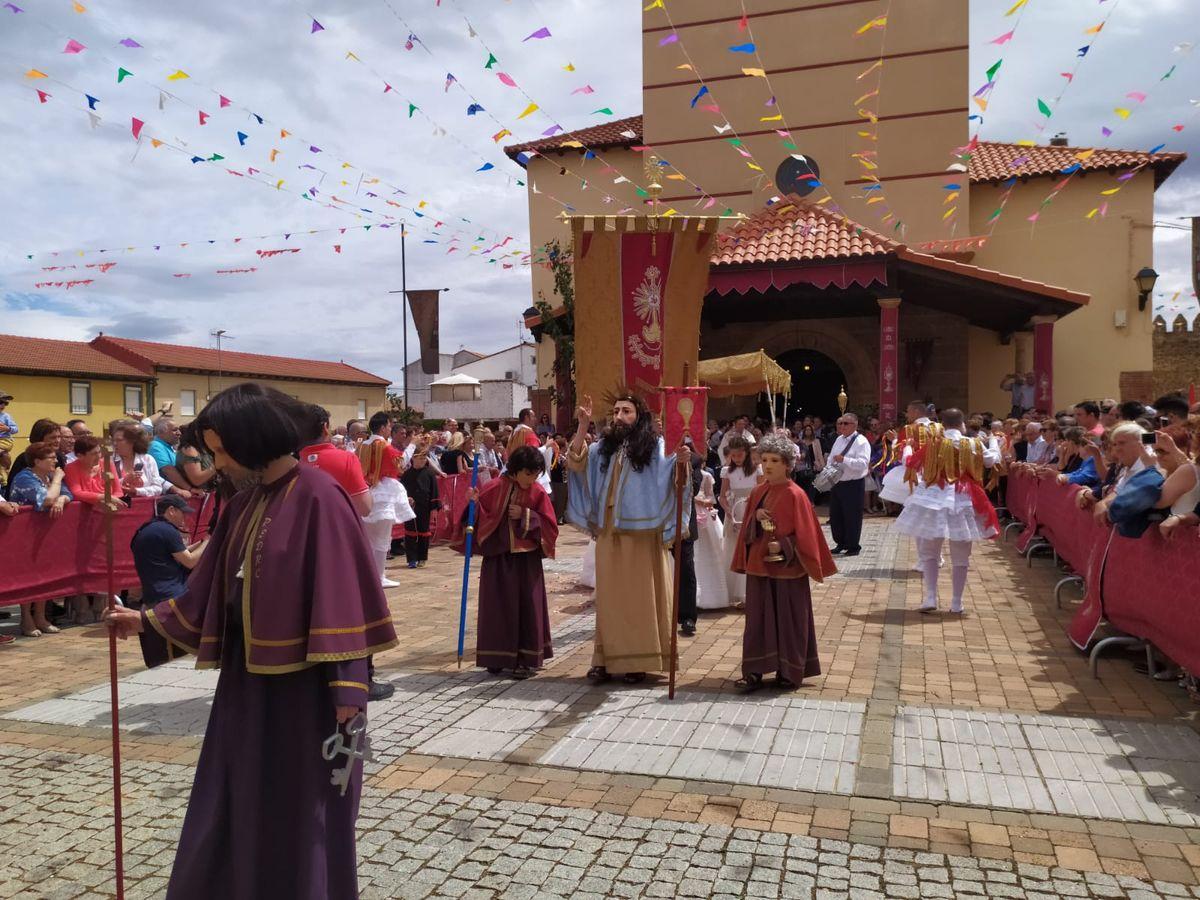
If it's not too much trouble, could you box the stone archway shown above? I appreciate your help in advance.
[750,322,877,415]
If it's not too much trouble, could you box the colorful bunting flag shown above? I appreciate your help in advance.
[484,52,497,68]
[728,43,756,53]
[990,30,1015,45]
[131,116,144,139]
[477,162,494,172]
[311,18,323,33]
[523,27,551,41]
[689,85,709,108]
[63,38,86,53]
[1005,0,1027,14]
[24,68,47,78]
[219,94,230,107]
[1037,98,1052,117]
[497,72,517,87]
[198,110,209,125]
[986,59,1002,81]
[85,94,98,109]
[855,16,886,35]
[517,102,538,119]
[467,103,484,115]
[592,108,613,115]
[119,37,141,48]
[4,3,24,11]
[492,129,511,142]
[166,69,188,80]
[237,131,248,145]
[659,33,677,46]
[572,85,595,95]
[36,89,50,103]
[742,67,766,77]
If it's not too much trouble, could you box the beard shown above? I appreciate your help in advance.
[609,422,633,444]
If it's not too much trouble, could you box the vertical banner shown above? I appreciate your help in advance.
[1192,216,1199,300]
[1032,316,1055,414]
[620,232,674,410]
[406,290,441,375]
[572,217,716,419]
[662,385,708,451]
[877,299,900,425]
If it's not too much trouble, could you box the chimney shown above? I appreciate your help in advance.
[1050,133,1069,147]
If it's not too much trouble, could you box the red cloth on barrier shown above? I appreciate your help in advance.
[0,495,209,606]
[431,474,470,545]
[1007,471,1040,552]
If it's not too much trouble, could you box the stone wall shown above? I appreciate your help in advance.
[1150,313,1200,399]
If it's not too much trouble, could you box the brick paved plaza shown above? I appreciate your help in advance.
[2,519,1200,899]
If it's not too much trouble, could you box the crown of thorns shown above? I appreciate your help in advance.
[600,384,648,412]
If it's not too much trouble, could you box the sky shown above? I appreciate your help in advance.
[1,0,1197,388]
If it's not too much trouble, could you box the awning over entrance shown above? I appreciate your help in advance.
[697,350,792,399]
[707,201,1089,333]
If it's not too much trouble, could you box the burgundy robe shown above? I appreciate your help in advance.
[457,476,558,671]
[732,480,836,685]
[138,463,397,900]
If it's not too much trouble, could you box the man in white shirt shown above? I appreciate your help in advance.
[1024,421,1051,465]
[717,415,756,463]
[828,413,872,556]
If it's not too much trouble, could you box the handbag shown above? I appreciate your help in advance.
[813,461,844,493]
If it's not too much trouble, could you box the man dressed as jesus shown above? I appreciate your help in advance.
[567,389,685,685]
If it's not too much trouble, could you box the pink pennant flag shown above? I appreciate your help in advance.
[990,30,1014,45]
[36,88,50,102]
[571,85,595,95]
[738,13,748,30]
[62,38,85,53]
[198,110,209,125]
[219,94,230,107]
[497,72,517,87]
[131,116,144,139]
[1126,91,1147,102]
[1026,212,1039,222]
[1060,72,1073,81]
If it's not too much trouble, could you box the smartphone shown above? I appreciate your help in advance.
[1141,433,1157,445]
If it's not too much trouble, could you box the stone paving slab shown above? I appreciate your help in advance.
[894,706,1200,827]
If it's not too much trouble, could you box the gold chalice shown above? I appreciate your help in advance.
[761,510,785,564]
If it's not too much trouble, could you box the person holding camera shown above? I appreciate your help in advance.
[1000,372,1036,417]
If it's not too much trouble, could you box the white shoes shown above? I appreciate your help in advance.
[949,599,964,614]
[380,577,400,588]
[918,599,938,613]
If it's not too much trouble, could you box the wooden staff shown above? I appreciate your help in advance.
[667,363,691,701]
[100,443,126,899]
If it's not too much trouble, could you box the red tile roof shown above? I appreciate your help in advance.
[712,202,896,266]
[503,115,643,159]
[968,140,1186,188]
[0,333,152,379]
[504,114,1185,187]
[711,200,1087,307]
[90,336,390,386]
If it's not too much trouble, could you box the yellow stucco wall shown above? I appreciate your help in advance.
[969,172,1156,407]
[150,371,388,429]
[641,0,968,242]
[0,374,152,453]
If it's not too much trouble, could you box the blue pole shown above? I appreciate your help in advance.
[457,444,483,667]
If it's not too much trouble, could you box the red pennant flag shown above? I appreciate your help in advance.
[219,94,230,107]
[131,116,144,139]
[198,110,209,125]
[738,13,748,30]
[333,244,341,253]
[36,89,51,103]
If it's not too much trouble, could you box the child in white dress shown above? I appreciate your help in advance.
[694,469,729,609]
[720,436,762,609]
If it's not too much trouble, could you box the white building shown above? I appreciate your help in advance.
[401,349,483,412]
[421,343,538,422]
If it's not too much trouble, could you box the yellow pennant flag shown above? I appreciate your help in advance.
[857,59,882,80]
[760,114,783,122]
[275,179,285,189]
[561,140,584,148]
[281,129,291,138]
[418,200,428,208]
[855,16,886,35]
[1074,149,1095,161]
[866,196,884,205]
[1017,139,1035,146]
[1085,208,1099,219]
[72,1,86,11]
[270,149,280,161]
[24,69,48,78]
[1101,188,1121,195]
[676,63,693,71]
[662,208,678,217]
[816,196,832,204]
[643,0,663,8]
[150,138,163,148]
[1084,22,1104,35]
[944,191,960,204]
[973,96,988,111]
[517,102,539,119]
[747,162,763,171]
[563,63,575,72]
[1005,0,1028,15]
[492,129,512,142]
[854,89,879,105]
[341,162,353,169]
[1113,107,1131,119]
[943,207,957,220]
[666,173,686,180]
[742,67,767,77]
[166,70,189,81]
[346,51,360,61]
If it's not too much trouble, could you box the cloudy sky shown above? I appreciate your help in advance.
[2,0,1196,387]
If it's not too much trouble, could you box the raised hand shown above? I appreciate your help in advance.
[575,395,593,423]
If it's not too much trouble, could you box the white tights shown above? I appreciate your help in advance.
[363,519,393,580]
[915,537,973,610]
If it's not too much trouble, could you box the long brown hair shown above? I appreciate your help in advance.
[724,435,755,477]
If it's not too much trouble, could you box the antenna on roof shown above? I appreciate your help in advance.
[210,329,236,392]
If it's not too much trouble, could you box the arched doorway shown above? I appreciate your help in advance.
[755,348,848,425]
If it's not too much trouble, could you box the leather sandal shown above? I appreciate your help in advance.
[622,672,646,684]
[586,666,611,683]
[735,673,764,693]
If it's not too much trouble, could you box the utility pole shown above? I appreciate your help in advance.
[210,329,234,394]
[387,221,410,409]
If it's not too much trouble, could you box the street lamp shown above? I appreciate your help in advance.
[1134,266,1159,312]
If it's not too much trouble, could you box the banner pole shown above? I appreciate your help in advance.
[101,443,126,900]
[668,362,691,700]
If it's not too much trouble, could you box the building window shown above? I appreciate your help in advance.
[124,384,144,415]
[69,381,92,415]
[180,389,197,417]
[357,399,367,419]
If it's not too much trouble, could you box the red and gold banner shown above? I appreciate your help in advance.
[1032,316,1055,414]
[662,385,709,451]
[572,216,717,418]
[620,232,675,409]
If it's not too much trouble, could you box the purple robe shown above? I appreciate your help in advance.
[470,477,556,671]
[138,463,397,899]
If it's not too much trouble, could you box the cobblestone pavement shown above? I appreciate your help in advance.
[2,518,1199,898]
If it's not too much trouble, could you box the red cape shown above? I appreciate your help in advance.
[452,475,557,559]
[732,480,837,582]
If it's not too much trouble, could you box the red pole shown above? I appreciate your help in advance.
[101,444,126,900]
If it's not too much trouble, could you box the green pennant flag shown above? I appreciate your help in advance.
[117,67,133,83]
[988,207,1002,220]
[1037,98,1052,117]
[782,141,797,151]
[364,225,371,231]
[208,153,224,161]
[985,59,1002,81]
[592,107,613,115]
[484,52,497,69]
[728,138,743,146]
[408,102,417,118]
[722,208,734,216]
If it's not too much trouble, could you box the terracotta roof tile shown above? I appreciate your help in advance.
[90,336,390,386]
[712,201,896,266]
[0,333,152,379]
[503,115,643,160]
[504,114,1185,187]
[967,140,1185,187]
